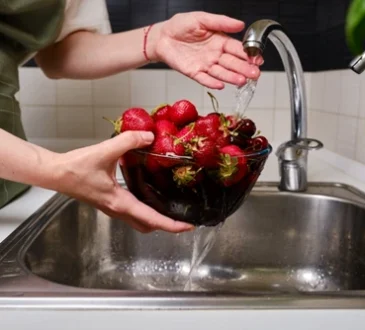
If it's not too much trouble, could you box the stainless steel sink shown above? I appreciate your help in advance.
[2,182,365,310]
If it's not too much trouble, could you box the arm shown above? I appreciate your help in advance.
[35,23,164,80]
[0,129,193,233]
[0,129,61,190]
[35,12,263,88]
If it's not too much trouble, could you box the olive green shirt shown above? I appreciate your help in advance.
[0,0,66,208]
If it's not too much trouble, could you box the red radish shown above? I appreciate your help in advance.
[218,145,248,187]
[103,107,154,134]
[170,100,198,126]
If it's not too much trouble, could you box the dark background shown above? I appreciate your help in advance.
[25,0,353,72]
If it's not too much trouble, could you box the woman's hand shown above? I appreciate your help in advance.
[56,131,194,234]
[150,11,264,89]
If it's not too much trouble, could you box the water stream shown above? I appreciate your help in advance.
[184,223,224,291]
[183,68,258,291]
[233,78,257,118]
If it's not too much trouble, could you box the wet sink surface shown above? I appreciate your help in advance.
[24,183,365,292]
[2,182,365,309]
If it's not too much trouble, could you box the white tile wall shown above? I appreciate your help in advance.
[249,72,276,109]
[19,68,56,105]
[309,72,324,110]
[56,79,92,106]
[309,68,364,163]
[336,115,358,159]
[339,70,361,117]
[308,110,338,152]
[356,118,365,164]
[21,106,58,138]
[275,72,290,109]
[167,71,204,108]
[358,76,365,119]
[130,70,166,108]
[92,72,130,107]
[57,106,94,138]
[16,67,365,166]
[323,70,342,114]
[273,109,291,142]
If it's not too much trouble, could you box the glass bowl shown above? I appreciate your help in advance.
[119,145,272,227]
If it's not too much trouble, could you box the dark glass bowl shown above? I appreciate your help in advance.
[120,146,272,227]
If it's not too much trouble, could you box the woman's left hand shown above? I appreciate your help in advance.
[149,11,264,89]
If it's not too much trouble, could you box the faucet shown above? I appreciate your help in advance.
[242,19,323,192]
[349,51,365,74]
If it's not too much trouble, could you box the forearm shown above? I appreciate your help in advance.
[35,23,163,80]
[0,129,61,191]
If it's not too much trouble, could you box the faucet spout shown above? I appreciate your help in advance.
[243,19,306,141]
[349,51,365,74]
[242,19,322,192]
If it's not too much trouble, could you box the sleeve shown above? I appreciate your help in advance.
[56,0,112,42]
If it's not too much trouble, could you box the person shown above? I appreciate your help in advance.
[0,0,263,234]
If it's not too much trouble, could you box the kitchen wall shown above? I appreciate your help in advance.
[19,67,365,166]
[309,70,365,164]
[18,0,365,166]
[19,67,304,151]
[24,0,353,72]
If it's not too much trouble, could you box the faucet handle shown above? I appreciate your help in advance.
[276,138,323,192]
[276,138,323,161]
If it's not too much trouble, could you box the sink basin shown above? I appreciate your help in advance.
[2,182,365,310]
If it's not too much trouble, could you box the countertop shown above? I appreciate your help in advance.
[2,142,365,328]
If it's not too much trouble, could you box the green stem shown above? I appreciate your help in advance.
[207,91,220,113]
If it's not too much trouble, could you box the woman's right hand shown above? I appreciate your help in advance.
[55,130,194,234]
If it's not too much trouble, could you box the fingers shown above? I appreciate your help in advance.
[194,72,225,90]
[123,217,154,234]
[116,191,194,233]
[126,199,195,233]
[224,38,264,65]
[195,12,245,34]
[208,65,247,86]
[218,54,261,80]
[105,130,154,160]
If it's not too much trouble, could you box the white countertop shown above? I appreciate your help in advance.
[2,309,365,330]
[2,141,365,328]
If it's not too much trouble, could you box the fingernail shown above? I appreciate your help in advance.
[141,131,154,142]
[251,66,260,77]
[237,75,246,86]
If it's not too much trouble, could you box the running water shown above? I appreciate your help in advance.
[233,78,257,118]
[184,223,224,291]
[184,68,259,292]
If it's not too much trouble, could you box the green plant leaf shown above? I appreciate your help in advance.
[346,0,365,55]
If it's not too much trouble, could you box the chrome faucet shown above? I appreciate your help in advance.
[349,51,365,74]
[242,19,323,192]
